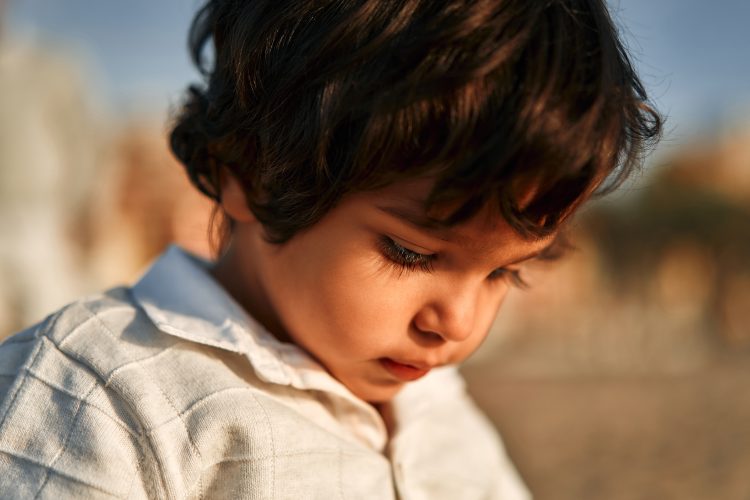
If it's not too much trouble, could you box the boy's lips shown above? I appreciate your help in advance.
[379,358,431,382]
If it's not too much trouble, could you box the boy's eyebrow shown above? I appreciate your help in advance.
[376,204,454,241]
[490,238,566,267]
[510,234,572,265]
[506,247,549,266]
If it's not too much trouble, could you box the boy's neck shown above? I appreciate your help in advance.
[210,236,292,345]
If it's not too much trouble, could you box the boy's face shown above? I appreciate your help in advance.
[217,177,555,403]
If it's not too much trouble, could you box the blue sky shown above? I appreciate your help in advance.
[8,0,750,147]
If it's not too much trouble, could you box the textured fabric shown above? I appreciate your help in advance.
[0,246,530,499]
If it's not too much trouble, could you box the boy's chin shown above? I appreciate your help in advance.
[348,380,405,405]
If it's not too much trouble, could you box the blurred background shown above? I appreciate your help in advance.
[1,0,749,498]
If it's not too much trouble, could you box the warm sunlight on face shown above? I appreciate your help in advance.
[216,177,556,403]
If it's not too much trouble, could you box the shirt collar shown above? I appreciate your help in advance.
[130,246,386,447]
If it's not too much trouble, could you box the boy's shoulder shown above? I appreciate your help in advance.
[0,278,286,430]
[0,286,156,399]
[0,286,191,407]
[0,288,159,497]
[0,286,291,496]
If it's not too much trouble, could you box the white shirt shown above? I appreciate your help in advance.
[0,246,530,499]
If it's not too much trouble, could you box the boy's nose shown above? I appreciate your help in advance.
[412,282,479,343]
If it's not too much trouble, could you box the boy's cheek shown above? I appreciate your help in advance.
[315,269,416,336]
[315,244,415,308]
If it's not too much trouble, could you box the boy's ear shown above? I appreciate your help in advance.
[219,170,256,223]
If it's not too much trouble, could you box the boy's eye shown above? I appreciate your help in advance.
[378,236,435,273]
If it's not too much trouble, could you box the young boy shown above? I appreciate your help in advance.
[0,0,660,498]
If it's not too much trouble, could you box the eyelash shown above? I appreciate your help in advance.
[377,236,528,288]
[487,267,529,289]
[378,236,436,274]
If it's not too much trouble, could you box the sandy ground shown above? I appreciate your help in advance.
[462,351,750,500]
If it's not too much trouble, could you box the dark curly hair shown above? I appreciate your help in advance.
[170,0,661,247]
